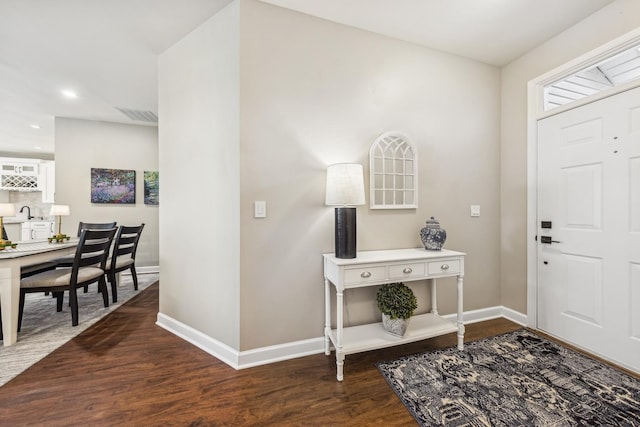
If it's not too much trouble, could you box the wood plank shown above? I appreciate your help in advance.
[0,282,522,426]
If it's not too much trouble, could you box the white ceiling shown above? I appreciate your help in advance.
[261,0,615,65]
[0,0,233,155]
[0,0,615,155]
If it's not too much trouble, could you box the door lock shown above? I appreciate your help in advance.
[540,236,561,244]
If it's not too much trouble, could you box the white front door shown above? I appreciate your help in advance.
[537,86,640,372]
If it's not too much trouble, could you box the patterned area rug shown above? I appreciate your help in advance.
[0,273,158,387]
[377,329,640,426]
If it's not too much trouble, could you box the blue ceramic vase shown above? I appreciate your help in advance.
[420,217,446,251]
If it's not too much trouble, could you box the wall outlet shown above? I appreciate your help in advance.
[470,205,480,217]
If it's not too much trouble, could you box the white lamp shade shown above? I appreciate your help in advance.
[49,204,70,216]
[0,203,15,217]
[325,163,366,206]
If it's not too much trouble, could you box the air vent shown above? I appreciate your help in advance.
[115,107,158,123]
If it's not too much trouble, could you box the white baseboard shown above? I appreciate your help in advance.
[500,306,528,326]
[156,313,241,368]
[157,305,527,370]
[156,312,326,369]
[238,337,326,369]
[442,305,528,327]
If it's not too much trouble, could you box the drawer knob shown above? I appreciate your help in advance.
[403,267,412,274]
[360,271,371,278]
[441,264,450,270]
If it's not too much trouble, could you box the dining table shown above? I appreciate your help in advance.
[0,239,78,346]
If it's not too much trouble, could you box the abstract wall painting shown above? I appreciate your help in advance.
[90,168,136,204]
[144,171,159,205]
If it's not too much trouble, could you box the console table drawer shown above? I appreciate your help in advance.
[389,262,425,280]
[427,260,460,275]
[344,266,386,284]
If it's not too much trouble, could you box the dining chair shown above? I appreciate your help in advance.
[13,222,118,294]
[55,221,117,268]
[105,224,144,303]
[18,227,117,329]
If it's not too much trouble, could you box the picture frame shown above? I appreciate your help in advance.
[144,171,159,205]
[90,168,136,204]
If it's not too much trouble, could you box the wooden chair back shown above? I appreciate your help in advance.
[110,224,145,267]
[71,228,117,283]
[76,221,117,237]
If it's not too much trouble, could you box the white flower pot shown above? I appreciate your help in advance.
[382,313,410,337]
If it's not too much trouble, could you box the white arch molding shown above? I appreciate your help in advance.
[369,131,418,209]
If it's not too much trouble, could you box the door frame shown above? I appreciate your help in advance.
[526,28,640,329]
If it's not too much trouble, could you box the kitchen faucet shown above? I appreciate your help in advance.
[19,205,34,220]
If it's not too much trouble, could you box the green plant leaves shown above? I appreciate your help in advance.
[376,282,417,320]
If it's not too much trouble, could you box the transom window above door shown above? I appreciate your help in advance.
[544,42,640,111]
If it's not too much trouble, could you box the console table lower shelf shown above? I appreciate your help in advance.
[327,312,458,355]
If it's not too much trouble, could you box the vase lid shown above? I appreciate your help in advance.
[425,216,441,228]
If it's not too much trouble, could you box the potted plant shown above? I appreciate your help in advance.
[376,282,417,337]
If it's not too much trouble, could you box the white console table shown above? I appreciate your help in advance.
[323,248,466,381]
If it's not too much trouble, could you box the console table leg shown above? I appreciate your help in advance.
[457,275,465,350]
[336,351,345,381]
[430,278,438,314]
[324,278,331,355]
[336,289,345,380]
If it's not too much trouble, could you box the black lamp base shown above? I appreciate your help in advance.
[335,207,357,259]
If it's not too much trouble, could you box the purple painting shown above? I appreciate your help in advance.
[90,168,136,204]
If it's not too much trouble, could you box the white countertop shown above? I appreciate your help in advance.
[3,218,54,224]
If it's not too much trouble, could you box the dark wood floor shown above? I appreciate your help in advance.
[0,282,523,426]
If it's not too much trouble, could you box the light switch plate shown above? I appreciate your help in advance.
[254,201,266,218]
[470,205,480,217]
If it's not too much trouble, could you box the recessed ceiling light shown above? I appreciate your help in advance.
[34,146,43,150]
[61,89,78,99]
[29,124,40,129]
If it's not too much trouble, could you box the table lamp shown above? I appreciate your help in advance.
[326,163,365,259]
[50,204,70,241]
[0,203,15,246]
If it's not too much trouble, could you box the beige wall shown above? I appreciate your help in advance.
[238,0,501,350]
[500,0,640,313]
[158,0,501,353]
[55,117,159,266]
[158,1,241,349]
[158,0,639,354]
